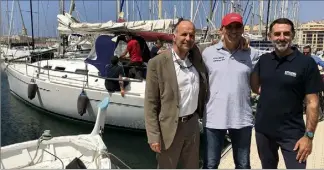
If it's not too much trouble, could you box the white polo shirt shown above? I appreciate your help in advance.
[172,49,200,117]
[202,42,261,129]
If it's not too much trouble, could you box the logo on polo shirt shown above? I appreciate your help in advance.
[284,71,297,77]
[213,56,225,62]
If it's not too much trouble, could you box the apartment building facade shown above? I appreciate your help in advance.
[296,20,324,52]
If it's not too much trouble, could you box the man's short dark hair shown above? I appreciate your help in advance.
[269,18,295,35]
[125,32,135,37]
[111,55,119,65]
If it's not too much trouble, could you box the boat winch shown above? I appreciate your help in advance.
[77,90,89,116]
[27,82,38,100]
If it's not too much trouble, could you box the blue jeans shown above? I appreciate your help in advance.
[203,126,252,169]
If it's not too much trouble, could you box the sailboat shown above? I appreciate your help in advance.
[2,0,179,130]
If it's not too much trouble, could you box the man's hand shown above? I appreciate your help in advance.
[293,136,313,163]
[240,36,250,50]
[150,142,161,153]
[120,89,125,97]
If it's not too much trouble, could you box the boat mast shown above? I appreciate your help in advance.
[60,0,64,14]
[158,0,162,19]
[264,0,270,40]
[29,0,35,50]
[69,0,75,15]
[258,0,263,36]
[190,0,194,21]
[8,0,15,49]
[132,0,135,21]
[173,5,176,20]
[59,0,66,58]
[6,0,9,36]
[126,0,128,21]
[273,0,277,21]
[222,0,225,19]
[116,0,120,20]
[0,0,2,37]
[149,0,152,20]
[250,1,255,34]
[17,0,27,36]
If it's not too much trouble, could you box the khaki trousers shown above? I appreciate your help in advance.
[157,113,200,169]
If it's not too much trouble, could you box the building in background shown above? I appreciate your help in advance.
[296,20,324,52]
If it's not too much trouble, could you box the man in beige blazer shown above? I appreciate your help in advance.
[144,19,209,168]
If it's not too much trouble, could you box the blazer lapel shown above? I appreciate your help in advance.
[189,51,207,84]
[164,51,179,104]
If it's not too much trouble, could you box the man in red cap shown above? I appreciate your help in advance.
[201,12,261,168]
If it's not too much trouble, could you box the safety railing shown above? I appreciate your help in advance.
[25,63,143,86]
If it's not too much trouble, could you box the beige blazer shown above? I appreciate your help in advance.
[144,45,209,150]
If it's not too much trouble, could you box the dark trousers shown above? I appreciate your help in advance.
[125,61,143,79]
[203,126,252,169]
[255,132,306,169]
[157,114,200,169]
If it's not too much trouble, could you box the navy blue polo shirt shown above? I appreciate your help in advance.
[253,48,323,138]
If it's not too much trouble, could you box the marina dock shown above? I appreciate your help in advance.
[219,116,324,169]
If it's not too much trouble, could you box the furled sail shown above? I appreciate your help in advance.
[57,13,179,35]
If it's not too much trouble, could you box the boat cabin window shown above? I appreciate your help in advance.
[43,65,52,69]
[75,69,88,75]
[54,66,66,71]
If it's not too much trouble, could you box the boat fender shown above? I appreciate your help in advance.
[28,83,38,100]
[77,90,89,116]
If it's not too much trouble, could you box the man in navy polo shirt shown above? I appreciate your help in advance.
[251,18,323,169]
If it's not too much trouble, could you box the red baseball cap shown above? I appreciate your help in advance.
[222,13,243,27]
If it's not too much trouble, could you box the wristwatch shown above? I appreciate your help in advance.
[304,131,314,139]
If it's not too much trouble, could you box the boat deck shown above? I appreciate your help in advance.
[219,116,324,169]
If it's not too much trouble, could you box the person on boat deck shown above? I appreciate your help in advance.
[201,12,260,169]
[150,39,166,58]
[105,55,128,97]
[119,33,144,79]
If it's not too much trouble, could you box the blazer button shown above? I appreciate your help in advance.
[177,105,179,108]
[175,120,178,123]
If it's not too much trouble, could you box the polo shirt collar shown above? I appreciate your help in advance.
[215,41,243,54]
[271,47,298,61]
[215,41,224,50]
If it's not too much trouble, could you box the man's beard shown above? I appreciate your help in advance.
[272,40,291,52]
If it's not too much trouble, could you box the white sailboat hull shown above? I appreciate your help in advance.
[5,62,146,130]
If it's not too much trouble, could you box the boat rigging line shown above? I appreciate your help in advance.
[134,0,142,21]
[242,0,250,19]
